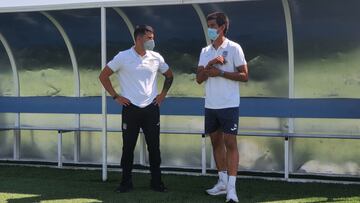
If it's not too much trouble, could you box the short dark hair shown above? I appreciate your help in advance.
[133,25,154,40]
[206,12,229,35]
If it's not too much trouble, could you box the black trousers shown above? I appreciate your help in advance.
[120,102,161,184]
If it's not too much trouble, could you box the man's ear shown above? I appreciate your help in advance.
[220,24,225,35]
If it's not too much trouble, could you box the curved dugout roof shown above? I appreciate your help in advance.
[0,0,247,13]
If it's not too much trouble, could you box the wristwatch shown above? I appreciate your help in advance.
[112,94,119,100]
[220,70,225,77]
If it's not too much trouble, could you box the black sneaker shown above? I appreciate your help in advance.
[150,181,168,192]
[115,181,133,193]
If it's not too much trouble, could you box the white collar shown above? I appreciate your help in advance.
[212,38,228,50]
[132,46,148,59]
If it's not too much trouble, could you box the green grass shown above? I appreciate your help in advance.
[0,165,359,203]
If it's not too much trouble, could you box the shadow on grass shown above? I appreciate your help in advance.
[0,166,359,203]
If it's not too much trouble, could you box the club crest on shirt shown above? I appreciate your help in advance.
[148,60,155,67]
[145,59,159,68]
[222,51,228,58]
[222,51,228,64]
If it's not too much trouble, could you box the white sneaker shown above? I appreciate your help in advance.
[206,180,227,196]
[226,186,239,202]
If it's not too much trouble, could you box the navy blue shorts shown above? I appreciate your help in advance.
[205,107,239,135]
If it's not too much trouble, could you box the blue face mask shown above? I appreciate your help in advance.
[207,28,219,41]
[144,39,155,51]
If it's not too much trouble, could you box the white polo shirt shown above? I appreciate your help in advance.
[198,38,247,109]
[107,47,169,108]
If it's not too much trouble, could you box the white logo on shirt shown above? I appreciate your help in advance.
[123,123,127,130]
[230,124,237,131]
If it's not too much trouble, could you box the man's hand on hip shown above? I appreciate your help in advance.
[115,96,131,106]
[154,92,166,106]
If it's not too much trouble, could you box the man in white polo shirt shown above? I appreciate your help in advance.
[196,12,248,203]
[99,25,173,193]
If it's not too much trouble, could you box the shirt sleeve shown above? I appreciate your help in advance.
[198,48,207,67]
[233,45,247,67]
[107,53,123,72]
[158,54,170,74]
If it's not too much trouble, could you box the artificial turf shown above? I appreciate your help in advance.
[0,165,359,203]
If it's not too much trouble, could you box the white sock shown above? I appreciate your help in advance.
[218,171,228,185]
[228,176,236,188]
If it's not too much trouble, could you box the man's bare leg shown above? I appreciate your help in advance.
[224,134,239,176]
[206,130,228,196]
[210,130,227,171]
[224,134,239,202]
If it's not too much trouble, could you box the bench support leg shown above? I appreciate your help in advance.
[13,129,20,160]
[139,132,146,166]
[201,134,206,175]
[210,147,215,169]
[285,118,294,180]
[285,136,289,179]
[285,136,294,180]
[58,130,63,168]
[289,137,294,173]
[74,131,80,163]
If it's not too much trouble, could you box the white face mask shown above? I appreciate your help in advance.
[144,39,155,51]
